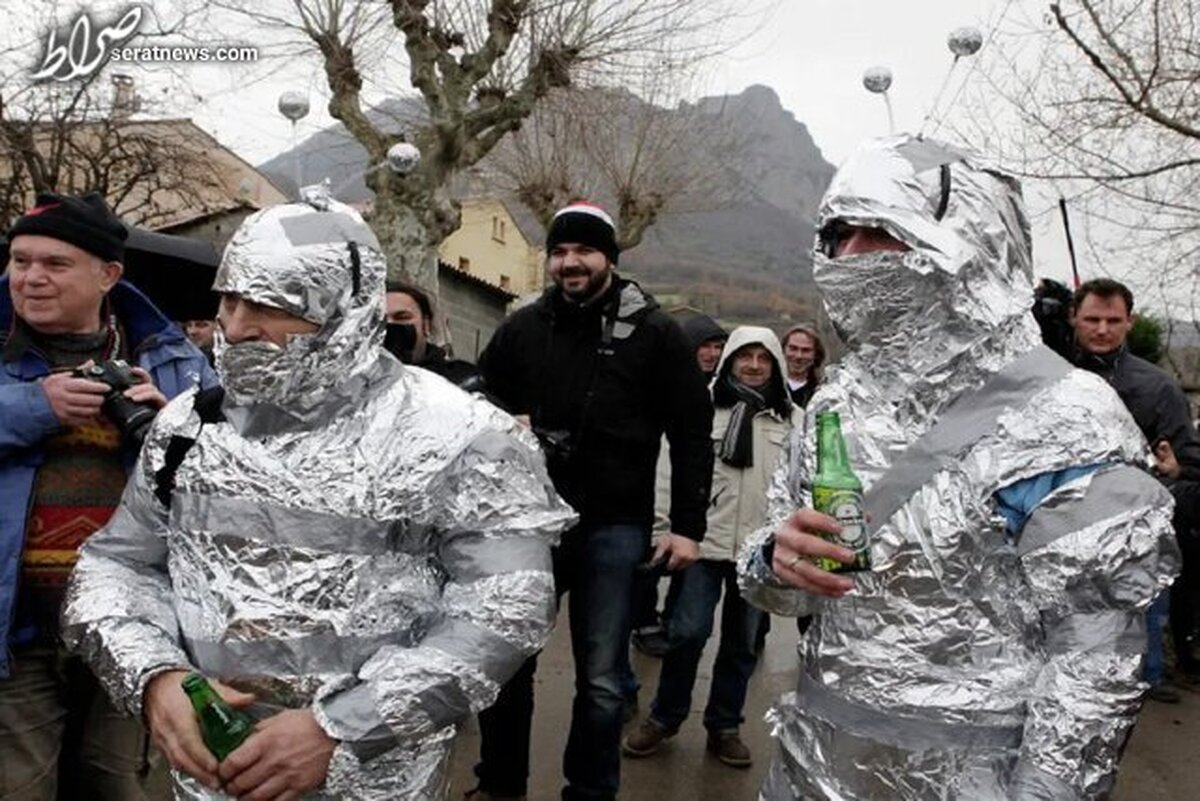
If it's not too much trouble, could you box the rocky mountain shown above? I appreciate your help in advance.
[259,85,834,326]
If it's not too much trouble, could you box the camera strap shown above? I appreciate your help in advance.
[153,387,226,508]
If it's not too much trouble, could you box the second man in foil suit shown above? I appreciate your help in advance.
[739,135,1180,800]
[61,188,577,799]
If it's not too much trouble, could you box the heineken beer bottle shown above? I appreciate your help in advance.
[812,411,870,572]
[181,673,253,760]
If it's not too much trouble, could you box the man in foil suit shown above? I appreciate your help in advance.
[738,135,1180,800]
[61,186,576,800]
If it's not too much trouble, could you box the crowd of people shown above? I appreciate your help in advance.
[0,132,1194,801]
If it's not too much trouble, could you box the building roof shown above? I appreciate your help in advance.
[439,260,517,302]
[0,117,289,231]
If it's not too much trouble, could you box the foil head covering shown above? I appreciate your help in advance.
[212,182,390,433]
[813,134,1036,352]
[809,135,1043,451]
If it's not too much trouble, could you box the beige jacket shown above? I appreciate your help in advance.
[655,326,799,562]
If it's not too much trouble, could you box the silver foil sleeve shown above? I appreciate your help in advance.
[1015,466,1179,797]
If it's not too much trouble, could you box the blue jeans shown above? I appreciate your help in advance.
[475,522,647,801]
[649,559,763,733]
[1145,591,1171,686]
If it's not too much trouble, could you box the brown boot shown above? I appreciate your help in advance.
[706,730,752,768]
[621,718,672,757]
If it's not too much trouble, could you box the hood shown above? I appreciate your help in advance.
[212,182,397,435]
[680,314,728,351]
[807,135,1044,473]
[713,325,791,411]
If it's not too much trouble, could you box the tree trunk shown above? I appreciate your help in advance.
[368,181,462,347]
[371,197,440,289]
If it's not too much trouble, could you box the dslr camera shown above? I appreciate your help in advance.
[72,360,157,446]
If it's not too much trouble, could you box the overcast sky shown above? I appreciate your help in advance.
[182,1,1011,169]
[3,0,1088,292]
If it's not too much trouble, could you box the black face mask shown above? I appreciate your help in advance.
[383,323,418,363]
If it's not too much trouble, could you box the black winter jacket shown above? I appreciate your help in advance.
[1075,344,1200,471]
[480,277,714,539]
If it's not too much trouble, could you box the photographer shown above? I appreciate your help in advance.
[0,192,216,799]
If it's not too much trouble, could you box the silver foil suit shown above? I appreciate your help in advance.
[738,136,1179,800]
[61,185,577,799]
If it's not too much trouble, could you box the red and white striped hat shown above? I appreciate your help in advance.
[546,201,619,264]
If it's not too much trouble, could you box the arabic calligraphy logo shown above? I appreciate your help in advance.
[31,6,144,82]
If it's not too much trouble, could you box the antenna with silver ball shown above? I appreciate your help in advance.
[920,27,983,137]
[862,66,895,134]
[277,91,311,198]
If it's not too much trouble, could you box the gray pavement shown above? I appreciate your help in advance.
[447,603,1199,801]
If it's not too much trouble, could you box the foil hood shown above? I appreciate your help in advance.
[212,183,392,435]
[811,135,1044,462]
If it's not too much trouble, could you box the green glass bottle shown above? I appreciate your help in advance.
[181,673,253,761]
[812,411,870,573]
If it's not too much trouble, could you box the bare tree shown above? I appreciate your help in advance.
[0,2,231,231]
[212,0,761,293]
[487,69,741,252]
[954,0,1199,321]
[0,78,229,231]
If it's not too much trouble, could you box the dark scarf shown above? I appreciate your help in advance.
[713,375,773,468]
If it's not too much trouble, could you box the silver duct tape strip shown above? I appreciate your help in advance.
[414,683,474,734]
[279,212,378,248]
[442,535,554,581]
[421,618,527,685]
[1017,465,1160,555]
[1044,610,1146,656]
[185,631,411,677]
[798,673,1023,752]
[865,345,1072,533]
[321,683,399,759]
[169,492,425,556]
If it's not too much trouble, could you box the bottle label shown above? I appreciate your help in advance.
[814,487,865,547]
[813,486,869,572]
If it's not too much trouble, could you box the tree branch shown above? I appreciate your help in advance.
[1052,2,1200,139]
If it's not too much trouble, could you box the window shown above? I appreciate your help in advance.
[491,216,506,243]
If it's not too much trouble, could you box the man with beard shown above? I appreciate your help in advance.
[738,135,1179,800]
[61,186,575,799]
[471,201,713,801]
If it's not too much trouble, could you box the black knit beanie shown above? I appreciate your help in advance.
[545,202,619,265]
[8,192,127,262]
